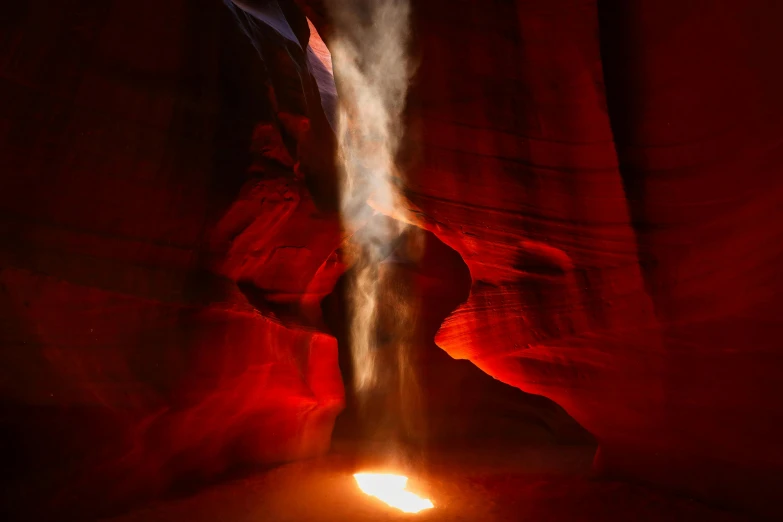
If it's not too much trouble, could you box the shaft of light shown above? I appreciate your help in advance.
[354,473,434,513]
[330,0,413,394]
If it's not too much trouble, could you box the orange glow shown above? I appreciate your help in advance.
[354,473,434,513]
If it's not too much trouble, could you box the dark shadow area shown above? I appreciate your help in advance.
[595,0,657,295]
[204,1,274,228]
[0,1,279,520]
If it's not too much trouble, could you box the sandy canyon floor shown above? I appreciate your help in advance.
[102,445,752,522]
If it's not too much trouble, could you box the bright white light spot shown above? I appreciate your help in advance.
[354,472,434,513]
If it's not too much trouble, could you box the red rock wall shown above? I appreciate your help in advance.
[392,0,783,515]
[597,0,783,510]
[0,1,342,517]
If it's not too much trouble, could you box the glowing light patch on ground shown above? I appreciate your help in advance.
[354,473,434,513]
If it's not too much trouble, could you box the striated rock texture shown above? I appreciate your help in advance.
[408,0,656,473]
[380,0,783,516]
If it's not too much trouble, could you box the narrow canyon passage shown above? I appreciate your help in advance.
[1,0,782,521]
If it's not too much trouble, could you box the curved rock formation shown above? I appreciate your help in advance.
[394,0,783,515]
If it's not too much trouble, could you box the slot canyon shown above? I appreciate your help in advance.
[1,0,782,520]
